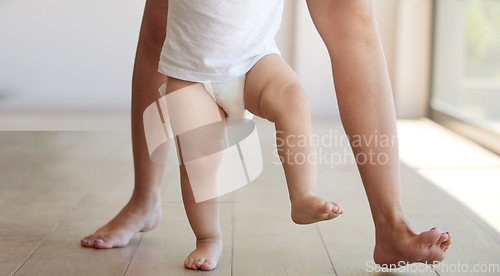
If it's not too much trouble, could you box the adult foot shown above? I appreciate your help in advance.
[81,193,162,249]
[184,237,222,271]
[374,221,452,266]
[291,194,343,224]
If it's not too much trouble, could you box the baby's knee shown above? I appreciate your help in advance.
[261,82,311,123]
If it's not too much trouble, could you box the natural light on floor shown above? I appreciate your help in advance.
[398,118,500,233]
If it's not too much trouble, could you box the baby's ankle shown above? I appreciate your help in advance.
[196,233,222,242]
[289,191,317,204]
[195,236,223,247]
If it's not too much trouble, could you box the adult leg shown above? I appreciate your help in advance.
[245,54,343,224]
[81,0,168,249]
[306,0,451,265]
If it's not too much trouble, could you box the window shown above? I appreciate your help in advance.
[431,0,500,153]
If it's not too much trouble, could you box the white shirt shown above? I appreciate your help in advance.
[158,0,284,83]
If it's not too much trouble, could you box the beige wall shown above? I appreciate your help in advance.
[0,0,432,119]
[277,0,434,119]
[277,0,338,118]
[375,0,434,119]
[275,0,296,66]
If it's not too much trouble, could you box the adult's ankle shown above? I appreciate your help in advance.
[131,189,161,204]
[373,210,409,231]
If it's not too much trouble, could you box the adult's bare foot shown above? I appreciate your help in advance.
[81,193,162,249]
[374,220,452,266]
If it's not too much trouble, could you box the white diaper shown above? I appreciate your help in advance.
[158,75,254,125]
[151,75,261,202]
[203,75,254,122]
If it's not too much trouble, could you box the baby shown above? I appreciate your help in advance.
[82,0,452,271]
[155,1,343,270]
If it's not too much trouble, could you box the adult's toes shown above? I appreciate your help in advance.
[80,239,94,247]
[92,239,105,248]
[93,239,114,249]
[419,227,441,245]
[440,239,452,250]
[82,235,93,242]
[200,260,216,271]
[81,235,95,246]
[437,233,449,244]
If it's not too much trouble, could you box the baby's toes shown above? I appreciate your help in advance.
[319,202,334,214]
[200,260,217,271]
[185,257,196,270]
[332,202,343,214]
[194,258,205,269]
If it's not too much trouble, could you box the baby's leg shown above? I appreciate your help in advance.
[180,165,222,271]
[245,54,343,224]
[164,77,223,271]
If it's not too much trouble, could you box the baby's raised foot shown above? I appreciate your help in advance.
[291,194,343,225]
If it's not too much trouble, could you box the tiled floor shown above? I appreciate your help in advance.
[1,117,499,275]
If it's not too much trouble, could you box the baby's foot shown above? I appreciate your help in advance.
[291,194,343,224]
[81,194,162,249]
[374,221,452,266]
[184,237,222,271]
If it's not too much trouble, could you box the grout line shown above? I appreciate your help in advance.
[11,195,89,276]
[163,200,240,204]
[236,143,251,184]
[315,224,337,276]
[122,233,143,276]
[433,265,441,276]
[230,194,235,276]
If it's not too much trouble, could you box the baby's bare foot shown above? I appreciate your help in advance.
[184,237,222,271]
[81,194,162,249]
[291,194,343,224]
[374,221,452,266]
